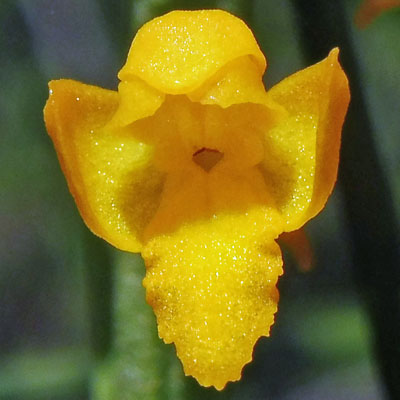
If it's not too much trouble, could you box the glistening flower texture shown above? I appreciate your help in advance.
[44,10,350,390]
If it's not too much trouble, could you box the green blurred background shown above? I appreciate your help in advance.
[1,0,399,399]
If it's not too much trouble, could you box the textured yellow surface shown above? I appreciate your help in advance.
[108,76,165,128]
[143,208,283,390]
[264,48,350,231]
[44,10,349,390]
[119,10,266,94]
[44,80,164,253]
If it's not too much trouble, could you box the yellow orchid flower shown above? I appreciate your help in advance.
[44,10,349,390]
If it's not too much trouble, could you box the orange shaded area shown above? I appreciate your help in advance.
[355,0,400,28]
[279,229,313,272]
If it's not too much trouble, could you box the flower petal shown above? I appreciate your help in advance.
[261,48,350,231]
[107,76,165,128]
[119,10,266,95]
[188,56,278,108]
[142,207,283,390]
[44,80,165,252]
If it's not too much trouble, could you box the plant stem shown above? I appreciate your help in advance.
[84,232,113,362]
[92,252,185,400]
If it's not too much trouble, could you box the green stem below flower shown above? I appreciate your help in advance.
[92,251,185,400]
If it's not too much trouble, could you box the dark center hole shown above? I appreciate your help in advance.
[192,147,224,172]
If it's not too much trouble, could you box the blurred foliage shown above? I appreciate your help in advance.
[92,253,185,400]
[0,348,89,400]
[1,0,399,399]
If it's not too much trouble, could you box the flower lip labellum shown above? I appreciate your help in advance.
[192,147,224,172]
